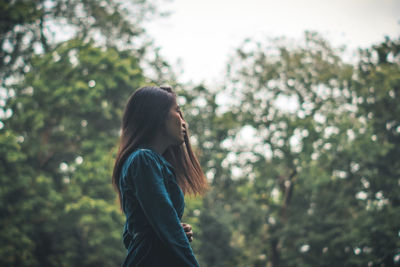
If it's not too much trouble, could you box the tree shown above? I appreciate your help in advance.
[177,84,243,266]
[2,2,398,265]
[347,36,400,266]
[0,0,166,85]
[0,37,145,266]
[0,0,173,266]
[197,33,400,266]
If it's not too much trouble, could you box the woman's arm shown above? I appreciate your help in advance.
[129,150,199,266]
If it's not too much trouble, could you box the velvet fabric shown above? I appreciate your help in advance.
[119,148,199,267]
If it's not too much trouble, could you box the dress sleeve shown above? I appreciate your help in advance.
[129,150,199,267]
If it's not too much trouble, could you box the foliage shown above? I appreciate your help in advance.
[1,1,399,266]
[189,33,400,267]
[0,37,144,266]
[0,0,167,85]
[0,0,169,266]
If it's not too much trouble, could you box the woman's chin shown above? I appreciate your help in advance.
[170,138,184,147]
[178,136,185,145]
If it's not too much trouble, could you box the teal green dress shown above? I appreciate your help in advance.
[119,148,199,267]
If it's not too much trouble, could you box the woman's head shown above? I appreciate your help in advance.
[112,86,207,207]
[121,86,178,147]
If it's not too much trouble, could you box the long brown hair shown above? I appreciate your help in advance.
[112,86,208,207]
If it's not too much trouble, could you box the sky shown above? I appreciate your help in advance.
[145,0,400,85]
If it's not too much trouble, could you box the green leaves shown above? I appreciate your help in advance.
[187,34,400,267]
[0,35,145,266]
[1,2,399,265]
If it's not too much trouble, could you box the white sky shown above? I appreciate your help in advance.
[145,0,400,85]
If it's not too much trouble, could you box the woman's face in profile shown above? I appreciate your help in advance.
[164,99,186,146]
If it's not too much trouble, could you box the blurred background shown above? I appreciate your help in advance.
[0,0,399,266]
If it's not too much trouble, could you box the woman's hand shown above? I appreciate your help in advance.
[181,223,193,242]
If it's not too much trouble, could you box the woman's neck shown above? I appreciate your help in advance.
[147,134,170,155]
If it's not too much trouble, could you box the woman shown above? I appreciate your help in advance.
[112,86,208,266]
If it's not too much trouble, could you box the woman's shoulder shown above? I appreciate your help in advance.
[121,149,161,179]
[133,148,159,158]
[133,148,174,168]
[128,148,162,166]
